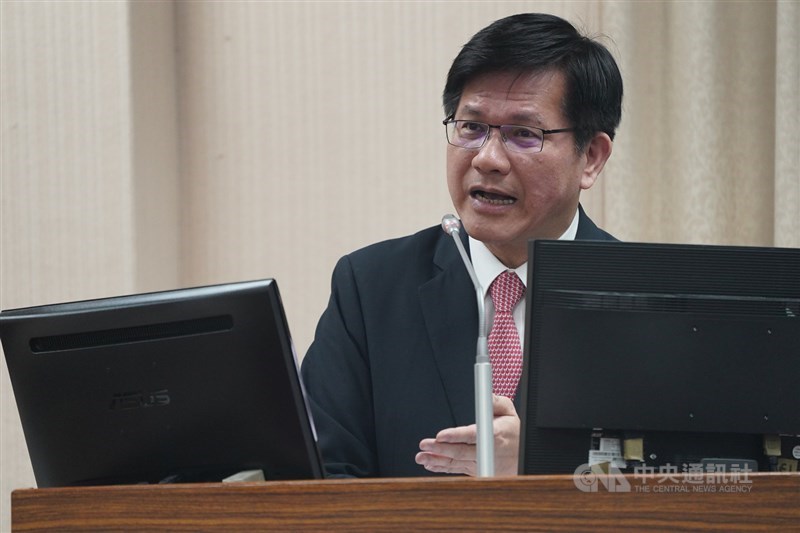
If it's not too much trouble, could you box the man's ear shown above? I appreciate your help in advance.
[580,132,613,190]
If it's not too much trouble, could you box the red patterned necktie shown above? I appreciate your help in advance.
[488,270,525,399]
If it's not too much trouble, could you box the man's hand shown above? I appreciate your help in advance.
[415,394,520,476]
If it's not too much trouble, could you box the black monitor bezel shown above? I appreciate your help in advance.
[1,279,324,487]
[518,240,800,475]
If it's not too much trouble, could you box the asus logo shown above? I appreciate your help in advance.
[110,390,171,411]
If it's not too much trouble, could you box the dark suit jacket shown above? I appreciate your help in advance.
[301,206,615,477]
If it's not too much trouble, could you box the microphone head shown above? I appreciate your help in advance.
[441,214,461,236]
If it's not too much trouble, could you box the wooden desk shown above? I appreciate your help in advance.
[11,473,800,531]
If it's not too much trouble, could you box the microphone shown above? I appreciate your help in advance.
[441,214,494,477]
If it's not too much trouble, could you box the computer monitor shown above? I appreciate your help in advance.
[519,240,800,475]
[1,279,324,487]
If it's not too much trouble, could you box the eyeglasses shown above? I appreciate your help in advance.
[443,117,575,154]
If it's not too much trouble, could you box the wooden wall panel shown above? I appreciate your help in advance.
[0,2,179,528]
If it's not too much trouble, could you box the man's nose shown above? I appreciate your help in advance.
[472,128,511,175]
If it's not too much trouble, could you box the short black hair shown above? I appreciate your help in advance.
[443,13,623,151]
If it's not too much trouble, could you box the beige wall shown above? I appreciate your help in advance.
[1,0,181,522]
[2,0,798,526]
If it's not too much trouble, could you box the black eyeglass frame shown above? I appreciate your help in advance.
[442,116,576,153]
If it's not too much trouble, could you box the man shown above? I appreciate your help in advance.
[301,13,622,477]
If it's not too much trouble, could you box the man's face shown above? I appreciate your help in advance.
[446,70,606,267]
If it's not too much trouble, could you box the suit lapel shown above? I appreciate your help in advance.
[416,207,610,428]
[418,230,478,427]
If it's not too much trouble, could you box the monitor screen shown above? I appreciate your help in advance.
[1,279,324,487]
[519,240,800,475]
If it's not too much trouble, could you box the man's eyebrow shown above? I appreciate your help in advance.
[457,105,483,117]
[510,112,545,126]
[457,105,545,126]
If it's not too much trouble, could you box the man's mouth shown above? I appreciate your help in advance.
[471,190,516,205]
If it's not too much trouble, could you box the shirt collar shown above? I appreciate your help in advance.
[468,208,579,297]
